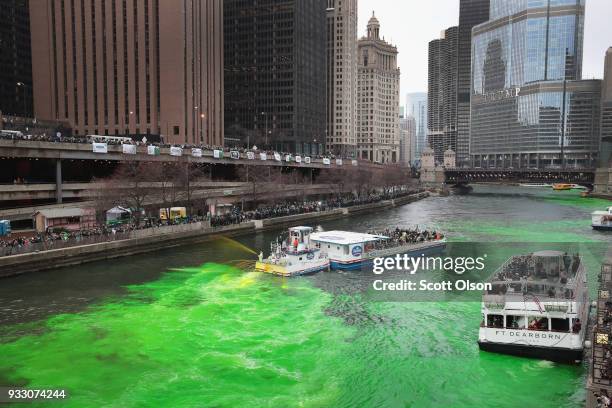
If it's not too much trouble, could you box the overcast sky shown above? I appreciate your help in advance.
[358,0,612,103]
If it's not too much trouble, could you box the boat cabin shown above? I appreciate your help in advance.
[310,230,388,261]
[286,226,315,253]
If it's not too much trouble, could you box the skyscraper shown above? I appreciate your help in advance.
[0,0,32,117]
[427,26,458,164]
[356,13,400,163]
[456,0,490,166]
[405,92,427,160]
[400,115,416,167]
[601,47,612,167]
[470,0,601,169]
[30,0,224,145]
[326,0,358,157]
[224,0,327,155]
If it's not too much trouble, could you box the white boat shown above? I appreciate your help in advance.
[478,250,588,364]
[570,184,588,190]
[592,207,612,231]
[519,183,551,188]
[310,229,446,271]
[255,226,329,277]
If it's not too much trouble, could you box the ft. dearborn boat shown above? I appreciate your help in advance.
[592,207,612,231]
[478,250,588,364]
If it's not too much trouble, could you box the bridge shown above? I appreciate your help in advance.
[443,167,596,185]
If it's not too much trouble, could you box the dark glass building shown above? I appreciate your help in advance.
[0,0,32,117]
[601,47,612,167]
[456,0,490,166]
[427,26,458,163]
[223,0,327,154]
[470,0,601,169]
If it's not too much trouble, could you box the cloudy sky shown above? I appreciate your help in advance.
[358,0,612,103]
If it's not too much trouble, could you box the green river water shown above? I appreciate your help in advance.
[0,186,611,407]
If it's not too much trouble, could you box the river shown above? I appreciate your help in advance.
[0,185,610,407]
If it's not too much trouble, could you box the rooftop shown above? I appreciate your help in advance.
[310,230,388,245]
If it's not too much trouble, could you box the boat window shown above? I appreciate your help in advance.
[486,314,503,328]
[299,257,303,261]
[528,316,549,331]
[506,315,525,329]
[344,246,349,255]
[550,318,570,332]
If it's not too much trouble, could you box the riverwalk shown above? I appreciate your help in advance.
[0,192,428,277]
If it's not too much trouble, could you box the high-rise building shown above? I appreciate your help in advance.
[470,0,601,169]
[0,0,32,117]
[427,26,458,164]
[326,0,358,157]
[456,0,490,166]
[30,0,224,145]
[357,13,400,163]
[405,92,427,160]
[400,115,416,167]
[224,0,327,155]
[601,47,612,167]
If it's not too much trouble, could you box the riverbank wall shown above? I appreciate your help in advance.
[0,192,429,277]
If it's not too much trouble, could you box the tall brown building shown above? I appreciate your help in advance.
[29,0,223,145]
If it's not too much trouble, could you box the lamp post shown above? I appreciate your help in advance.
[16,82,27,117]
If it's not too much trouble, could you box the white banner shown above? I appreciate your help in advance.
[213,149,224,159]
[336,159,343,166]
[170,146,183,157]
[191,148,202,158]
[92,142,108,154]
[274,153,282,162]
[260,153,267,161]
[295,155,302,163]
[285,154,292,162]
[304,157,311,164]
[230,151,240,160]
[352,159,358,166]
[147,145,160,156]
[323,158,331,165]
[122,144,137,155]
[247,151,255,160]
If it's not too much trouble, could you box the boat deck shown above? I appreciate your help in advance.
[590,262,612,388]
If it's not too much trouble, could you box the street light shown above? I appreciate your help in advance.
[16,82,27,117]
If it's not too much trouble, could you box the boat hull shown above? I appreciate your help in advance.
[255,260,329,277]
[329,241,446,271]
[478,340,583,364]
[593,224,612,231]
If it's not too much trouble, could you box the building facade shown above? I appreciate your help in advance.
[0,0,32,117]
[456,0,490,166]
[356,13,400,163]
[326,0,358,157]
[601,47,612,167]
[224,0,327,155]
[405,92,427,161]
[400,115,416,167]
[470,0,601,169]
[29,0,224,145]
[427,26,458,164]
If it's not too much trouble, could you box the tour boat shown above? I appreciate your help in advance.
[478,250,588,364]
[519,183,551,188]
[310,230,446,271]
[552,183,573,191]
[592,207,612,231]
[255,226,329,277]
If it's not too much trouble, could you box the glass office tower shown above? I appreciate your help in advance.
[470,0,601,169]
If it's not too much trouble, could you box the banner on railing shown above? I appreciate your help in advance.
[147,145,160,156]
[274,152,282,162]
[285,154,293,162]
[247,151,255,160]
[260,153,267,161]
[122,144,137,155]
[304,157,311,164]
[323,158,331,165]
[191,148,202,158]
[230,151,240,160]
[92,142,108,153]
[295,155,302,163]
[170,146,183,157]
[213,149,224,159]
[336,159,343,166]
[352,159,358,166]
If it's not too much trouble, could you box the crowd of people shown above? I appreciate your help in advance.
[366,227,443,247]
[496,252,581,282]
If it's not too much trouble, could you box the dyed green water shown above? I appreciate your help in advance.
[0,186,610,407]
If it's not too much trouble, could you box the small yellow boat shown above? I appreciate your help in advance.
[552,183,572,191]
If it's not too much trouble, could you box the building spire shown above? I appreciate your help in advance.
[367,11,380,40]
